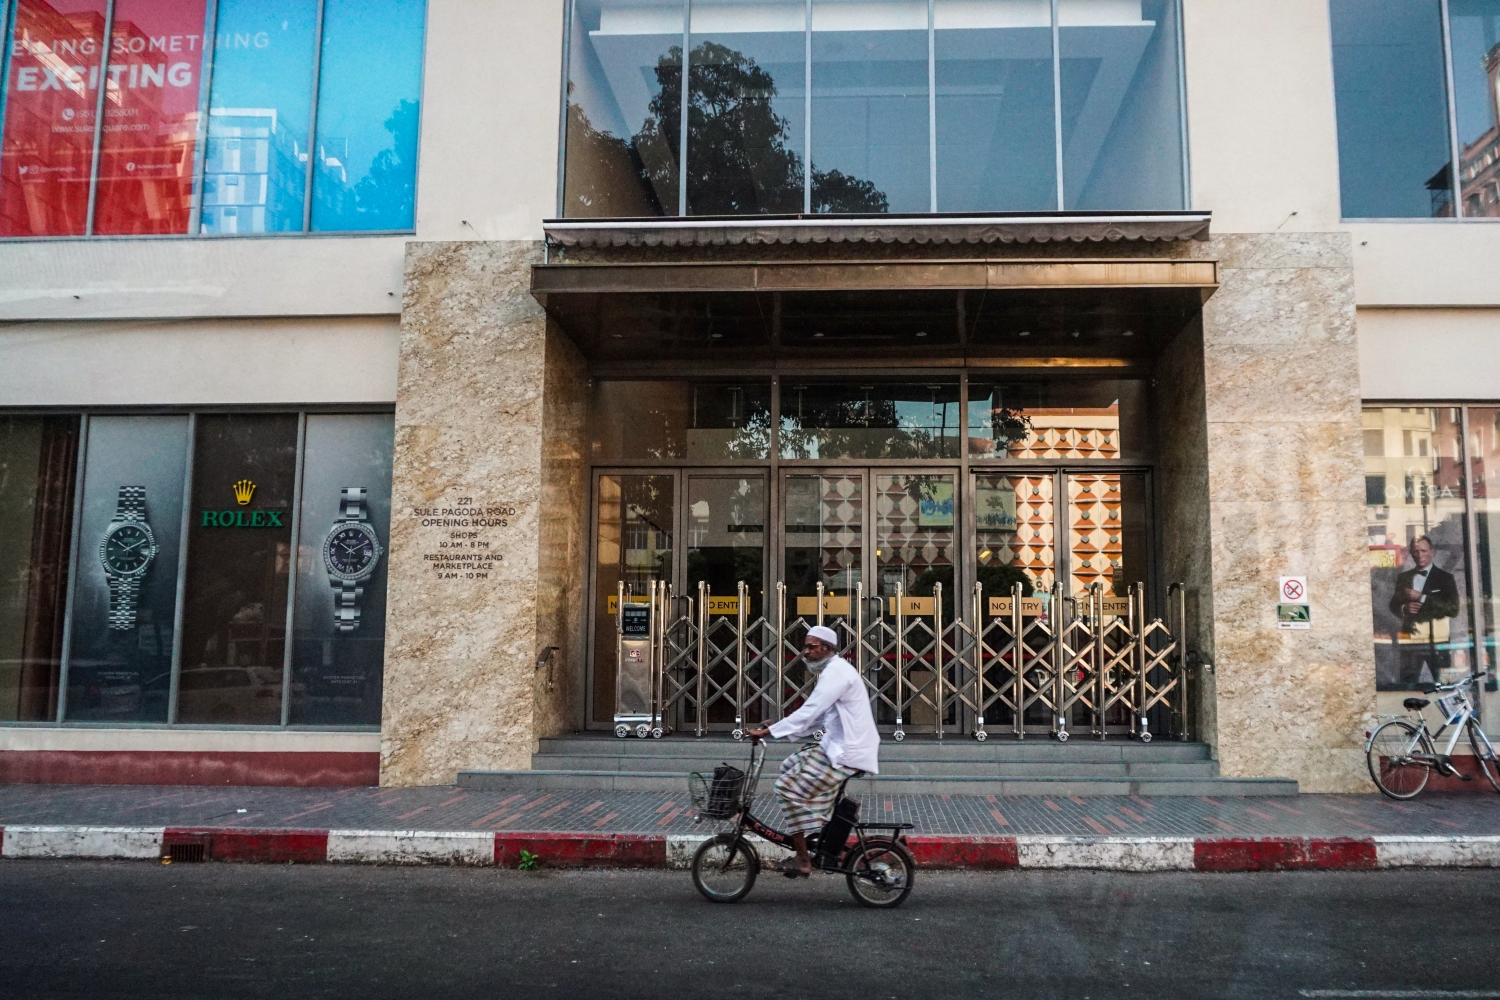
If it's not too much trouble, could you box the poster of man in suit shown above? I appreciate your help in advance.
[1380,535,1462,689]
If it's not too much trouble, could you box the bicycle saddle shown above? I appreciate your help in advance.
[1404,697,1431,711]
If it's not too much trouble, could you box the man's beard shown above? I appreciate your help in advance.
[806,653,833,675]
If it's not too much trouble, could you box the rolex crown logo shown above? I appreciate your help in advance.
[232,479,256,506]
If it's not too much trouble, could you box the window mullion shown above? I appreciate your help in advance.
[1440,0,1465,218]
[679,0,691,217]
[84,0,117,236]
[167,412,196,724]
[187,0,223,237]
[1050,0,1064,211]
[804,0,812,214]
[303,0,328,233]
[927,0,936,213]
[54,414,90,723]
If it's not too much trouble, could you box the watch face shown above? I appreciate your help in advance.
[326,525,379,578]
[103,523,154,574]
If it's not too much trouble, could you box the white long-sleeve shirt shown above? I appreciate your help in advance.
[767,656,880,775]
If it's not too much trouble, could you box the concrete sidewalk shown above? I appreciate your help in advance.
[2,783,1499,871]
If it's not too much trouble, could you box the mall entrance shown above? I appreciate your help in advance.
[585,377,1182,740]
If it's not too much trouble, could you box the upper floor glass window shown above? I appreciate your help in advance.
[1331,0,1500,219]
[561,0,1187,217]
[0,0,426,238]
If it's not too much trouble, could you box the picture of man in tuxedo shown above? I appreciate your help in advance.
[1388,535,1461,688]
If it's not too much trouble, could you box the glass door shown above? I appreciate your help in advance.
[684,472,767,727]
[590,472,675,726]
[874,472,958,729]
[782,472,865,622]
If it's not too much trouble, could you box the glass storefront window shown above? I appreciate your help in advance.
[65,415,187,722]
[0,407,394,728]
[1364,407,1474,691]
[0,0,109,237]
[967,379,1146,461]
[810,0,927,213]
[562,0,685,217]
[779,380,960,460]
[308,0,424,232]
[1330,0,1458,218]
[934,0,1055,213]
[1469,407,1500,679]
[1058,0,1184,211]
[1448,1,1500,217]
[198,0,319,234]
[686,0,806,215]
[589,379,772,461]
[289,413,393,725]
[0,0,425,238]
[561,0,1187,216]
[0,415,78,721]
[89,0,210,235]
[177,413,298,724]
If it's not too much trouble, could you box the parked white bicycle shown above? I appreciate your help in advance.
[1365,671,1500,799]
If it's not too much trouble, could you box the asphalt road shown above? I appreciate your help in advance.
[4,861,1500,1000]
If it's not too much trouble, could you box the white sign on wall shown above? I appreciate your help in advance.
[1277,575,1310,630]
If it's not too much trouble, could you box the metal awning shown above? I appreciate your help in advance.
[532,258,1218,298]
[542,211,1212,249]
[532,257,1218,367]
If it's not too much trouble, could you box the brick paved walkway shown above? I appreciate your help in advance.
[3,783,1498,838]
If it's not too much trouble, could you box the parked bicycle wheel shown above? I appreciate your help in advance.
[844,838,915,909]
[1467,720,1500,793]
[1367,720,1433,799]
[691,834,759,903]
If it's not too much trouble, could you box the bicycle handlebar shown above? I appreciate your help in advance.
[1428,671,1489,693]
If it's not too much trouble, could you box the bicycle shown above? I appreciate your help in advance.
[686,738,916,908]
[1365,671,1500,799]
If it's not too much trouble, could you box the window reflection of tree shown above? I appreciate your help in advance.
[567,42,889,216]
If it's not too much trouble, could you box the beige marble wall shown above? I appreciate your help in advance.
[1152,316,1217,751]
[382,241,555,785]
[535,323,589,738]
[1193,233,1376,792]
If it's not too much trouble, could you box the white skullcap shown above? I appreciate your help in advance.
[806,625,839,648]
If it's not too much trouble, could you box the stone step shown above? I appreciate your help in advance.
[529,752,1221,779]
[457,769,1299,797]
[534,736,1213,763]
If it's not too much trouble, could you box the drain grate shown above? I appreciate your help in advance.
[167,842,206,863]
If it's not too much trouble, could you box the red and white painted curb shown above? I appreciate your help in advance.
[5,825,1500,871]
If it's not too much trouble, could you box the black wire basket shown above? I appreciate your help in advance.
[689,763,746,820]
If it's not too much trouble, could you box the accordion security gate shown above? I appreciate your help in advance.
[638,578,1190,742]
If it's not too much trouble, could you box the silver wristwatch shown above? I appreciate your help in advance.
[322,487,383,633]
[100,485,158,631]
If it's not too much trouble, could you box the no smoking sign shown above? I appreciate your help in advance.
[1278,576,1310,630]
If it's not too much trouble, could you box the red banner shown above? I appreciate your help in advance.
[92,0,207,234]
[0,0,108,237]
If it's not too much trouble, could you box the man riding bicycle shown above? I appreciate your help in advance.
[743,624,879,877]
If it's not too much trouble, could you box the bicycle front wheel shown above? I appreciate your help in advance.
[1467,720,1500,793]
[690,833,759,903]
[844,838,915,909]
[1367,720,1432,799]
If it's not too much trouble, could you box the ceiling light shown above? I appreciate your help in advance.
[1122,330,1134,337]
[1018,330,1031,337]
[813,331,825,338]
[711,333,722,339]
[915,330,927,337]
[1071,331,1081,338]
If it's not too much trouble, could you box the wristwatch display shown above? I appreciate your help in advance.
[100,485,159,631]
[323,487,383,633]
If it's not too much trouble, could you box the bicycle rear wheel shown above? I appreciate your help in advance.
[1467,720,1500,793]
[1367,720,1432,799]
[844,838,915,909]
[691,833,759,903]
